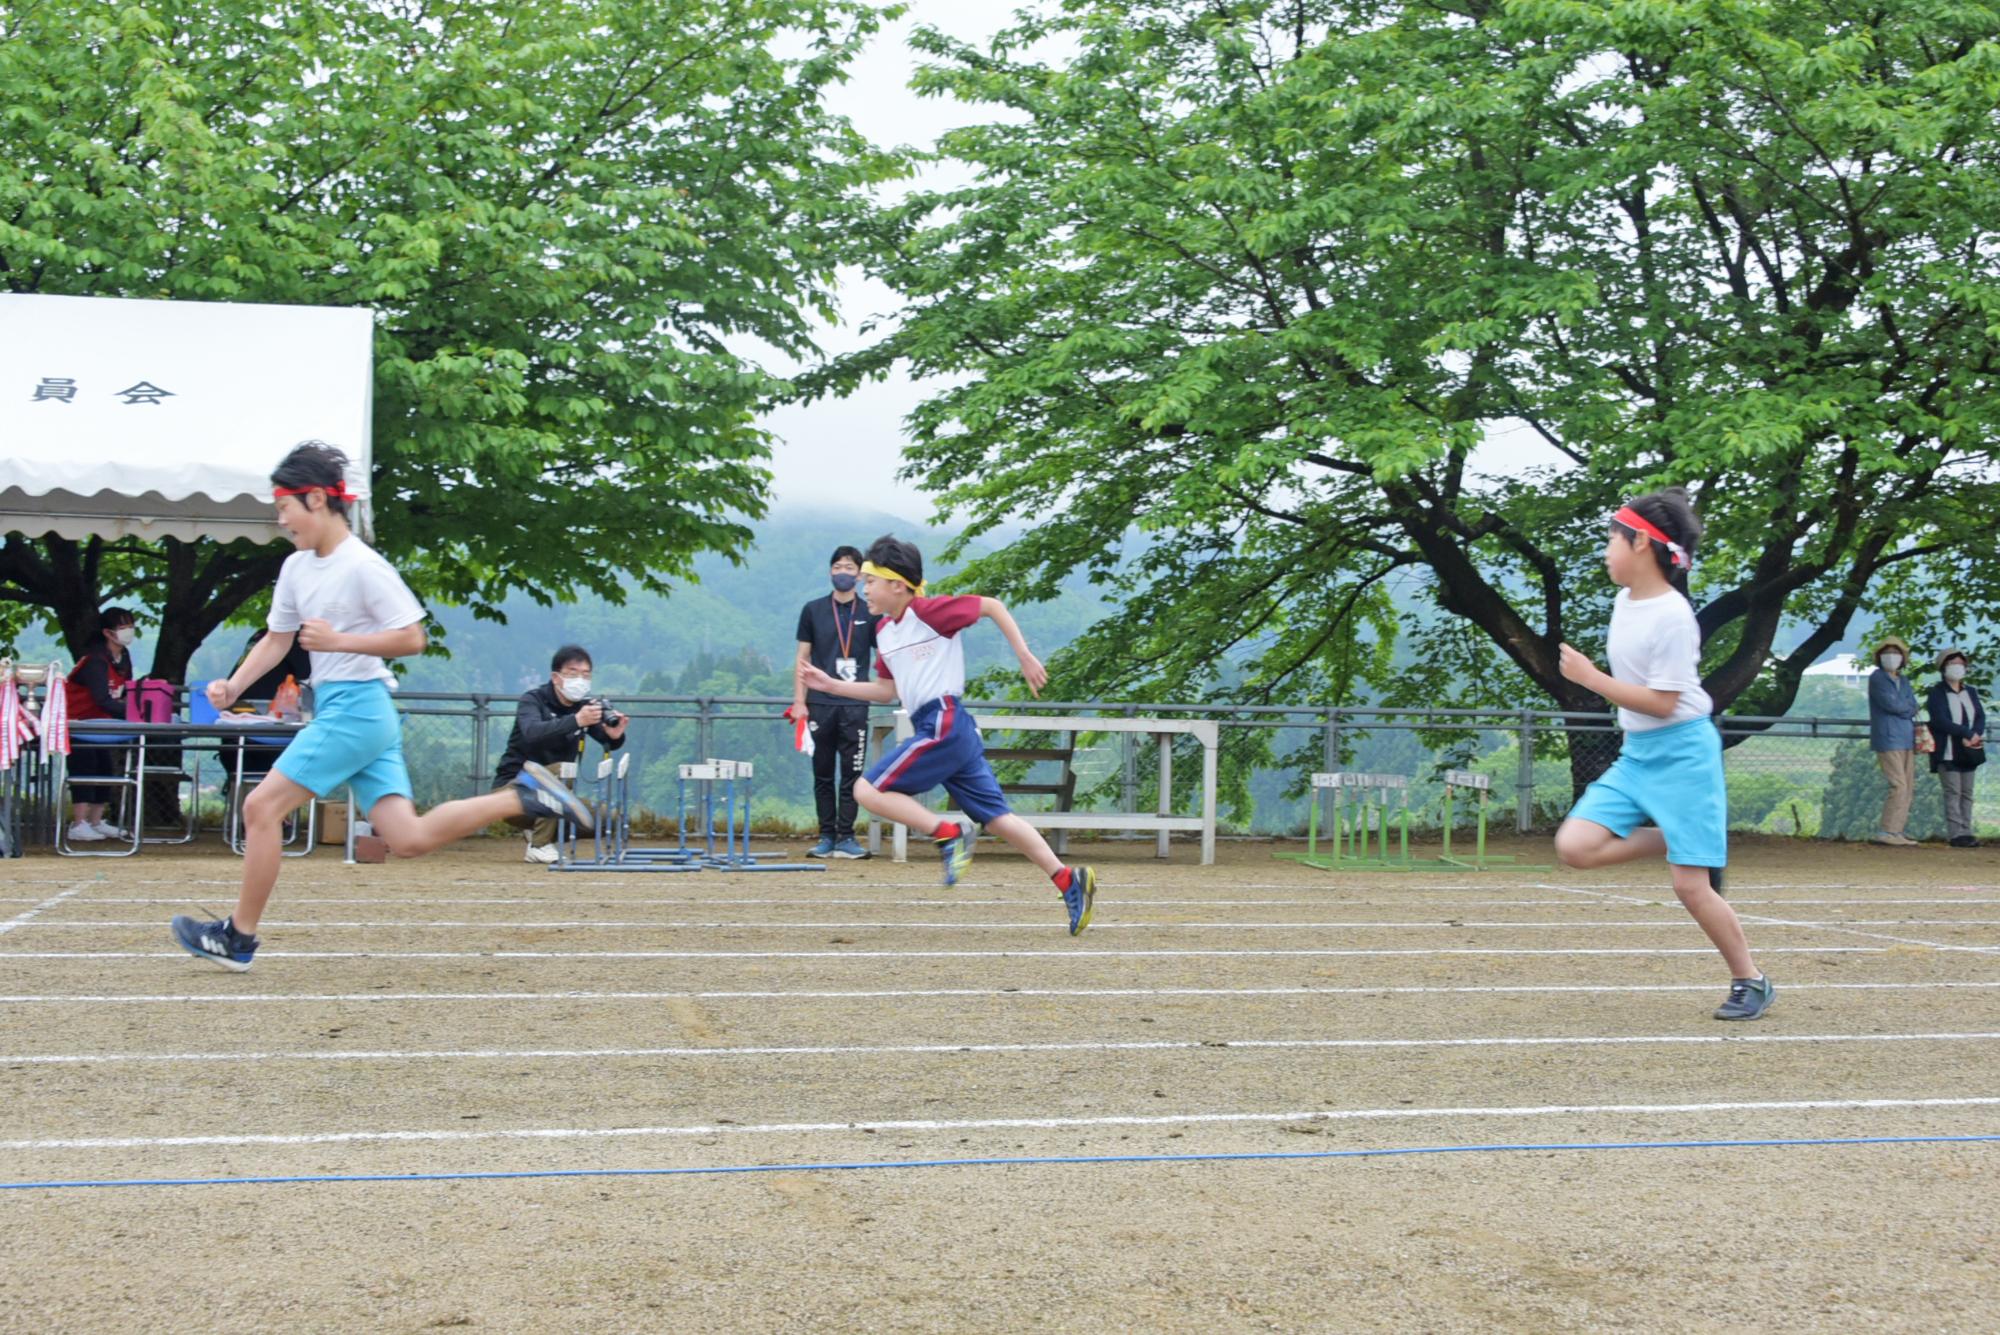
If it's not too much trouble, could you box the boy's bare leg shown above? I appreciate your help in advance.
[232,771,318,933]
[852,780,943,835]
[984,813,1064,877]
[1670,863,1757,977]
[366,790,528,859]
[1554,819,1667,869]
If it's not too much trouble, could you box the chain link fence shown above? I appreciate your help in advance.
[393,692,1996,841]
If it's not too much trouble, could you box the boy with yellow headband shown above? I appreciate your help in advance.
[797,535,1098,934]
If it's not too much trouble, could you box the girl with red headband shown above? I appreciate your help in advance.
[169,442,593,971]
[1552,488,1773,1021]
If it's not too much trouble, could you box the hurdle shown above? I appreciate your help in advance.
[551,753,701,874]
[676,759,816,872]
[1277,772,1415,870]
[1277,768,1545,872]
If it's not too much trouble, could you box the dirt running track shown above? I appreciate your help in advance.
[1,834,1995,1332]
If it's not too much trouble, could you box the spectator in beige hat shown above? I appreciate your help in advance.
[1866,635,1920,846]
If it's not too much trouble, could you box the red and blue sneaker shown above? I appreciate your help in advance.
[935,821,972,887]
[1059,866,1097,936]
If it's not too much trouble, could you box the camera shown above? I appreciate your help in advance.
[589,698,623,727]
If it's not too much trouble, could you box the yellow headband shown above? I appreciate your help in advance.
[861,560,924,596]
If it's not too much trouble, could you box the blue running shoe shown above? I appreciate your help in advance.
[832,837,871,860]
[936,825,973,887]
[1713,974,1775,1021]
[1062,866,1097,937]
[514,760,594,834]
[805,836,835,858]
[171,914,258,972]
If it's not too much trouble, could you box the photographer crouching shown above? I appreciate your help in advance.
[493,645,627,863]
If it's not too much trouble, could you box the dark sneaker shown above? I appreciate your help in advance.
[171,914,259,973]
[1713,974,1775,1021]
[1707,865,1726,897]
[832,837,870,860]
[1950,835,1983,849]
[937,826,973,887]
[514,760,594,834]
[805,836,835,858]
[1062,866,1097,937]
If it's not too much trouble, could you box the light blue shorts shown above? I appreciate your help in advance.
[273,679,414,816]
[1566,715,1727,868]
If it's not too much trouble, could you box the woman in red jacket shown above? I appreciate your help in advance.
[64,607,139,842]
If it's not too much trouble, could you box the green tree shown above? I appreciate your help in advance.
[825,0,2000,793]
[1820,737,1946,839]
[1,0,899,677]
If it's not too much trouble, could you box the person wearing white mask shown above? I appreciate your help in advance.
[61,606,140,841]
[1867,635,1920,846]
[493,645,628,862]
[1926,648,1986,848]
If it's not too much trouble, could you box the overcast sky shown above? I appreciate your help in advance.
[758,0,1024,516]
[759,0,1562,518]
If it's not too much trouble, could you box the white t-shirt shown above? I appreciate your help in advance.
[268,535,426,687]
[1605,588,1712,731]
[873,595,983,714]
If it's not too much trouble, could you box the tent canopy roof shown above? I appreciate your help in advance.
[0,294,374,543]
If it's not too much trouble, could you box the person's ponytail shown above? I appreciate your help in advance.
[1613,487,1701,599]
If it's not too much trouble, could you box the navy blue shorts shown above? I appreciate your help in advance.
[864,696,1011,825]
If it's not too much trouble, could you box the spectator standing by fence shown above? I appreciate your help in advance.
[791,545,877,859]
[1927,648,1985,848]
[1868,635,1920,847]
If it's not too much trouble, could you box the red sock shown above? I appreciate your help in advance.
[933,821,962,843]
[1051,867,1073,892]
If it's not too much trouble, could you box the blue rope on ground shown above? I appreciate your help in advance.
[3,1132,1995,1192]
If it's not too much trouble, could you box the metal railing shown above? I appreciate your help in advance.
[388,692,1980,841]
[5,684,1974,848]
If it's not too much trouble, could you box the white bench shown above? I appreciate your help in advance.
[865,712,1219,865]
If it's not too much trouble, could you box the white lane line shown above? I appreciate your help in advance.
[8,1031,1998,1067]
[1538,882,1655,906]
[0,885,89,938]
[0,946,1906,960]
[1536,879,1992,955]
[7,981,2000,1005]
[7,1096,1998,1152]
[24,918,2000,932]
[49,896,2000,908]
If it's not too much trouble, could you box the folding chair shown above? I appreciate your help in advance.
[196,683,315,857]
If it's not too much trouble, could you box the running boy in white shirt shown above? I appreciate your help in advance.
[796,535,1098,935]
[1553,487,1772,1020]
[170,443,593,971]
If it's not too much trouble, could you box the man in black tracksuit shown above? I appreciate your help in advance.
[493,644,627,863]
[792,545,877,858]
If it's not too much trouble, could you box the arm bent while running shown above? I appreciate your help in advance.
[798,663,896,704]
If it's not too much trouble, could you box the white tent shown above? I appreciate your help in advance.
[0,294,374,543]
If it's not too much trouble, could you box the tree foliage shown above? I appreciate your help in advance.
[1,0,900,675]
[825,0,2000,787]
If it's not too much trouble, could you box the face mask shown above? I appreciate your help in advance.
[1880,653,1903,671]
[1945,664,1968,683]
[559,675,592,702]
[830,573,858,592]
[113,627,136,648]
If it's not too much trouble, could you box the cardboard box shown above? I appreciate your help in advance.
[319,802,349,845]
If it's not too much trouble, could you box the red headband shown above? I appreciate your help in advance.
[273,481,357,502]
[1612,506,1688,569]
